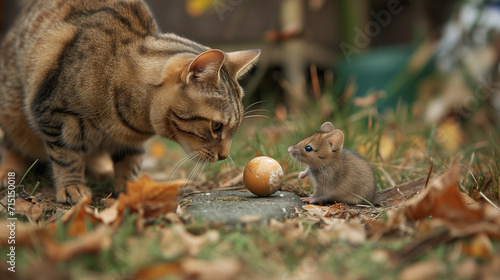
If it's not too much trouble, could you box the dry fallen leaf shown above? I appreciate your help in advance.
[61,195,101,236]
[461,233,493,260]
[181,258,243,280]
[0,195,111,261]
[173,225,220,256]
[301,203,358,222]
[96,175,188,225]
[401,163,500,238]
[14,198,44,223]
[399,261,444,280]
[318,218,366,245]
[133,256,241,279]
[158,225,220,258]
[269,218,306,242]
[133,262,182,279]
[43,225,112,261]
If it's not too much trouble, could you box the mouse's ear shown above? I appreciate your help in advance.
[327,129,344,151]
[320,122,334,133]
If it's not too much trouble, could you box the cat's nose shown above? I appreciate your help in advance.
[287,146,293,153]
[218,153,228,160]
[217,141,231,161]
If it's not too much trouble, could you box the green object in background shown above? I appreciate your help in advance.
[334,44,436,110]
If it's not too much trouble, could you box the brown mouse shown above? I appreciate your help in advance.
[288,122,376,205]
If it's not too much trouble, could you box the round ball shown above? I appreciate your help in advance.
[243,156,284,196]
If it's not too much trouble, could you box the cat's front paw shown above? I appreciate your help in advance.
[56,185,92,204]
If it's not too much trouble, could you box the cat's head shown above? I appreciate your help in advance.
[150,49,260,162]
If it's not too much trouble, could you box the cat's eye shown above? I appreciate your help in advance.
[212,122,223,133]
[305,145,313,152]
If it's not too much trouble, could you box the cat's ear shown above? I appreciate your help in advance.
[225,49,261,79]
[326,129,344,151]
[320,122,334,133]
[182,50,225,84]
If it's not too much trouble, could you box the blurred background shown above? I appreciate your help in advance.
[1,0,499,128]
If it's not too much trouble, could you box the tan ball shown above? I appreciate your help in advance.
[243,156,283,196]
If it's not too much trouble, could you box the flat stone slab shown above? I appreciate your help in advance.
[183,190,303,225]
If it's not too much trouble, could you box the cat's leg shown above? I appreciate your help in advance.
[86,151,114,183]
[45,143,91,204]
[112,147,145,194]
[0,137,30,187]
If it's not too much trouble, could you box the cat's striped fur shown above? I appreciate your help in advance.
[0,0,260,203]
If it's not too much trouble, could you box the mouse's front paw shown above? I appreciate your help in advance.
[56,185,92,204]
[301,194,328,204]
[300,196,318,204]
[298,171,308,180]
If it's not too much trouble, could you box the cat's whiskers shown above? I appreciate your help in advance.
[243,109,270,116]
[179,154,210,198]
[178,157,201,198]
[243,115,271,120]
[227,153,236,173]
[169,152,198,182]
[243,101,270,120]
[194,160,208,187]
[244,100,265,111]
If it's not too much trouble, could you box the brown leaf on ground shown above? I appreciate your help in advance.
[460,233,494,260]
[318,218,366,245]
[301,204,350,219]
[0,220,47,247]
[43,225,112,261]
[0,195,95,247]
[133,262,182,279]
[181,258,243,280]
[173,225,220,256]
[96,175,188,225]
[14,198,44,223]
[300,203,376,222]
[401,164,500,238]
[61,195,101,236]
[133,258,242,279]
[1,195,111,261]
[269,218,306,242]
[399,261,445,280]
[366,209,412,240]
[159,225,220,258]
[300,203,368,244]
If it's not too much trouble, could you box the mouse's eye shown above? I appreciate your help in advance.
[305,145,313,152]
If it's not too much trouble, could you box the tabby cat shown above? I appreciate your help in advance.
[0,0,260,203]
